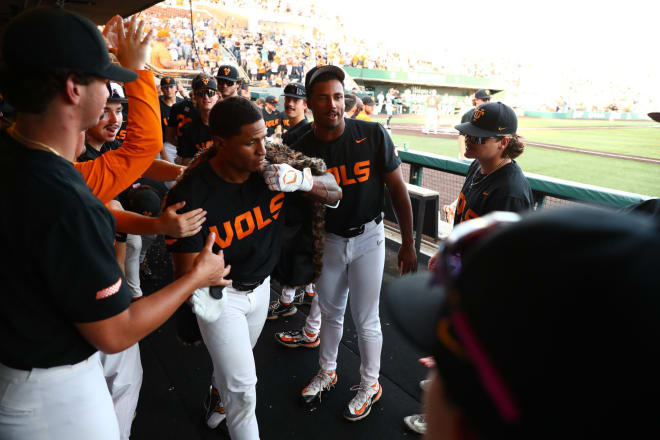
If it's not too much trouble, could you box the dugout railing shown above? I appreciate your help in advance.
[384,148,651,254]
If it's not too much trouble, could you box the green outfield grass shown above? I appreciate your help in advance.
[520,128,660,159]
[375,114,657,128]
[391,133,660,196]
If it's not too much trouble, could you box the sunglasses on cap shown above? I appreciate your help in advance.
[195,89,216,98]
[218,79,236,87]
[431,211,522,424]
[464,135,505,145]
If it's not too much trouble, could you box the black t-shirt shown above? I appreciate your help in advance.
[159,95,184,138]
[177,116,213,159]
[282,118,311,147]
[167,99,198,142]
[165,161,286,283]
[454,160,534,226]
[262,108,282,137]
[292,118,401,234]
[77,141,120,162]
[0,131,132,370]
[461,108,475,124]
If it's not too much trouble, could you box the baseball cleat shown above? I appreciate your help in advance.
[275,329,320,348]
[301,370,337,404]
[267,300,297,320]
[203,385,226,429]
[343,382,382,421]
[404,414,427,434]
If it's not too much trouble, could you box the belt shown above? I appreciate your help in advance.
[334,214,382,239]
[232,279,265,292]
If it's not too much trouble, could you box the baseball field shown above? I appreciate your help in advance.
[373,114,660,197]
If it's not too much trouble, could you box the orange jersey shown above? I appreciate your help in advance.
[74,70,161,204]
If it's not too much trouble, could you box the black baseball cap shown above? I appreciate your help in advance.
[305,65,345,97]
[474,89,492,100]
[106,82,127,103]
[265,95,278,104]
[362,95,376,106]
[125,185,162,217]
[192,75,217,91]
[160,76,176,87]
[215,65,239,82]
[282,82,306,99]
[386,206,660,437]
[1,7,137,83]
[455,102,517,137]
[648,112,660,123]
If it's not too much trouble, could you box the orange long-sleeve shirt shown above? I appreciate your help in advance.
[74,70,161,204]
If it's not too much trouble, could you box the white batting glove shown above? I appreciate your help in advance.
[191,287,228,323]
[263,164,313,192]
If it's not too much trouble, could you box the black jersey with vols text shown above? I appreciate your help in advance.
[293,118,401,234]
[454,160,533,226]
[262,108,282,136]
[159,95,183,138]
[0,131,132,370]
[165,161,286,282]
[167,98,198,142]
[282,118,311,146]
[177,116,213,159]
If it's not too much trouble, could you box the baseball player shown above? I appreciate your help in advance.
[439,101,533,237]
[262,95,283,139]
[158,76,183,162]
[165,96,341,439]
[176,75,218,165]
[0,9,229,440]
[215,64,241,99]
[291,66,417,421]
[422,90,440,134]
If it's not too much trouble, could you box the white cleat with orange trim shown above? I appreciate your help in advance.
[344,381,382,421]
[301,370,337,404]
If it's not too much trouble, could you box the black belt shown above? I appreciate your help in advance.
[232,279,265,292]
[334,214,382,238]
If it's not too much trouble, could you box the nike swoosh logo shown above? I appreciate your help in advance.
[498,127,507,131]
[355,137,367,144]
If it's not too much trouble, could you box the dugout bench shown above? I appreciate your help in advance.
[384,183,439,256]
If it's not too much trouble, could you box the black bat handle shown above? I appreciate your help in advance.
[209,286,224,300]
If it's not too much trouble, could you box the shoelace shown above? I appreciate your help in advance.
[311,371,334,402]
[349,383,373,409]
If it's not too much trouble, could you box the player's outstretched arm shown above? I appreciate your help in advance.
[110,201,206,238]
[75,15,161,203]
[384,166,417,274]
[142,159,185,182]
[75,233,230,354]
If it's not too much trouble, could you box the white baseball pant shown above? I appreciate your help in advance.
[281,285,322,336]
[100,344,143,440]
[0,352,119,440]
[317,219,385,385]
[197,277,270,440]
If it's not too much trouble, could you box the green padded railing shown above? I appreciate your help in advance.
[397,149,650,209]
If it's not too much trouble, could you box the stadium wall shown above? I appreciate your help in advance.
[524,110,651,121]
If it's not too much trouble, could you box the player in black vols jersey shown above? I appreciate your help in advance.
[279,66,416,422]
[262,95,282,138]
[281,82,312,147]
[176,75,218,164]
[165,97,340,438]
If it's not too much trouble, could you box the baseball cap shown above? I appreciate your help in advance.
[192,75,217,91]
[1,7,137,83]
[305,65,345,97]
[265,95,278,104]
[106,82,127,103]
[474,89,492,100]
[386,206,660,437]
[455,102,517,137]
[648,112,660,123]
[362,95,376,106]
[215,65,239,82]
[282,82,306,99]
[160,76,176,87]
[125,185,162,217]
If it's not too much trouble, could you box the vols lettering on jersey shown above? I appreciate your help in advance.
[264,118,280,128]
[209,192,284,248]
[326,160,370,186]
